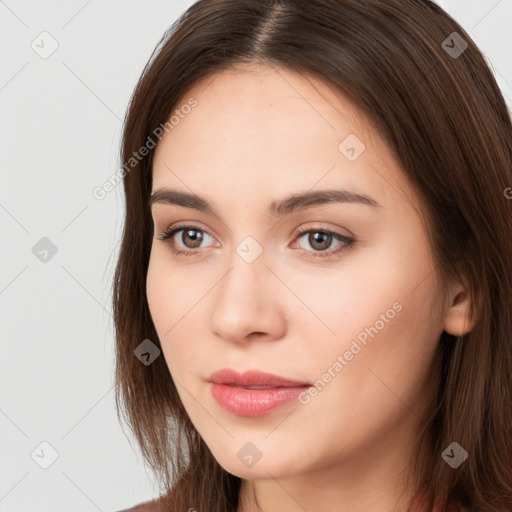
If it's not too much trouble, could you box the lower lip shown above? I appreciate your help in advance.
[209,383,311,417]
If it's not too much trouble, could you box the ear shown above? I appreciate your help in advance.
[443,281,475,336]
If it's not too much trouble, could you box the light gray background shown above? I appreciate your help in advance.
[0,1,510,511]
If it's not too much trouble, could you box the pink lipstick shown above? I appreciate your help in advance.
[208,369,312,417]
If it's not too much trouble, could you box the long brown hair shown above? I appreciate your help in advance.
[112,1,512,510]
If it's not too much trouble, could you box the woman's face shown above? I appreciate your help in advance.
[146,65,448,485]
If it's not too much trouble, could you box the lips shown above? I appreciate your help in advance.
[207,369,312,417]
[207,368,310,388]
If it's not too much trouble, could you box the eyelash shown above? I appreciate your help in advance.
[156,223,356,260]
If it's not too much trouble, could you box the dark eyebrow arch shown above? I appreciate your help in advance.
[149,187,382,216]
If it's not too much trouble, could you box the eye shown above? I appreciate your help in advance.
[156,223,356,259]
[293,226,356,259]
[156,224,217,257]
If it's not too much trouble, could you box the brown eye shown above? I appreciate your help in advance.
[157,224,355,260]
[156,224,215,256]
[180,228,204,249]
[295,227,356,259]
[307,231,332,251]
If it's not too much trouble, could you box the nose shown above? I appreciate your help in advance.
[209,247,287,344]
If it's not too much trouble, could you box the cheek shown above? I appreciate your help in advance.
[288,235,440,377]
[146,254,169,329]
[146,252,182,368]
[146,246,191,323]
[146,249,207,379]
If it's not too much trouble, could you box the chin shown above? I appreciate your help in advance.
[210,449,298,480]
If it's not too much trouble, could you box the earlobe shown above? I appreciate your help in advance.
[443,288,475,336]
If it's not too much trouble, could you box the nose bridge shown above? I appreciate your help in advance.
[209,232,284,342]
[220,235,268,308]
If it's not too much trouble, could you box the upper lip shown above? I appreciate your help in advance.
[208,368,311,388]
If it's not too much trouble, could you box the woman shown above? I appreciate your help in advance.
[113,0,512,510]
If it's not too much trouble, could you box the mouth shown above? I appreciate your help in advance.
[207,369,312,417]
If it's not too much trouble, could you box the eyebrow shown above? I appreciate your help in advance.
[148,187,382,216]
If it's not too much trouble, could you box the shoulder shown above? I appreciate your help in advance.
[115,496,164,512]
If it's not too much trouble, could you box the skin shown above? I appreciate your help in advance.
[146,64,474,512]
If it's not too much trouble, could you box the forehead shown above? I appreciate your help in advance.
[151,65,415,211]
[154,64,371,157]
